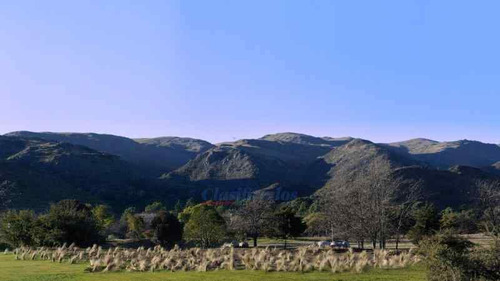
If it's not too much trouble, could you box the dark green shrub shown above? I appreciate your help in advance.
[418,231,475,281]
[419,231,500,281]
[272,207,306,249]
[470,241,500,281]
[408,203,440,244]
[0,210,38,247]
[184,205,226,248]
[440,208,478,234]
[151,211,182,248]
[42,200,102,247]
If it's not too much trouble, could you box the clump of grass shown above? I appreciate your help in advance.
[12,245,420,273]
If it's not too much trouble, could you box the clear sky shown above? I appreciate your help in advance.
[1,1,499,144]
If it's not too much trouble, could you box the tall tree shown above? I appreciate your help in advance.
[476,179,500,238]
[173,200,183,216]
[151,211,182,248]
[120,207,136,224]
[92,204,115,231]
[317,157,421,249]
[273,207,306,249]
[184,205,226,248]
[42,200,102,247]
[229,198,275,247]
[407,203,440,244]
[125,213,144,239]
[392,178,422,250]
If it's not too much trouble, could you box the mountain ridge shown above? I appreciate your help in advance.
[5,131,213,175]
[3,131,500,211]
[383,138,500,168]
[0,136,153,211]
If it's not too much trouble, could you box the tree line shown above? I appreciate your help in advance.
[0,197,307,249]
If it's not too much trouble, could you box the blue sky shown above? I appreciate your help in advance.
[1,0,499,143]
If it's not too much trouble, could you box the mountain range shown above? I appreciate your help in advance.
[1,131,499,212]
[5,131,213,176]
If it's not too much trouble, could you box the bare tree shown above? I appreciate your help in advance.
[392,178,422,251]
[476,179,500,238]
[317,186,365,242]
[229,197,275,247]
[316,158,382,248]
[317,157,421,249]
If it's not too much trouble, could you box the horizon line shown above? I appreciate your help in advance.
[3,130,500,146]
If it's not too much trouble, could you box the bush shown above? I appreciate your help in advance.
[470,241,500,281]
[42,200,103,247]
[419,231,500,281]
[440,208,478,234]
[0,210,38,247]
[418,231,474,281]
[1,200,103,247]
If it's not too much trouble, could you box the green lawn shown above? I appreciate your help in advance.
[0,254,427,281]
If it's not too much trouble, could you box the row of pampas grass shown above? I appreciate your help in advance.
[10,243,420,273]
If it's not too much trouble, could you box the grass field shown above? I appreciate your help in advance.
[0,254,427,281]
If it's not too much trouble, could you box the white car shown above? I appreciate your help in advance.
[222,241,239,248]
[317,240,331,247]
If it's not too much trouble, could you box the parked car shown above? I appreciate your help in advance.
[331,240,350,249]
[222,241,250,248]
[222,241,239,248]
[317,240,332,248]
